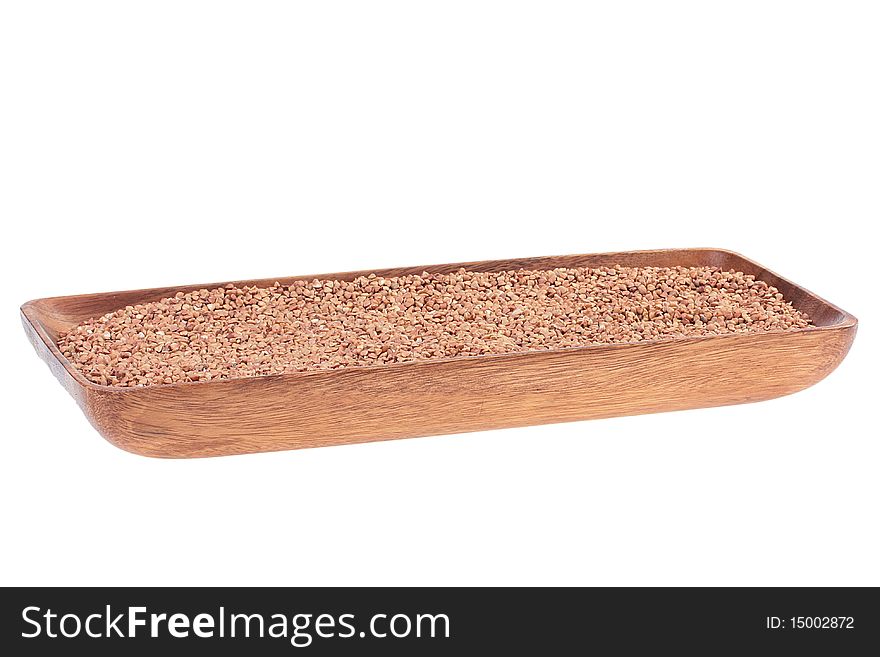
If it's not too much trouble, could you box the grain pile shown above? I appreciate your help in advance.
[59,266,812,387]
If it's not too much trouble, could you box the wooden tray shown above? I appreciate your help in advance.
[21,249,857,458]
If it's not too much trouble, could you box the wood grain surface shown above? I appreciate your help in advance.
[21,248,857,458]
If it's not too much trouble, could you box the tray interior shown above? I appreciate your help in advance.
[23,249,850,347]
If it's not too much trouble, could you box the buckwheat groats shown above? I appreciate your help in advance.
[58,266,812,387]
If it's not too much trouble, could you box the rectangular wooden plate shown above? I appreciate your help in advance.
[21,248,857,458]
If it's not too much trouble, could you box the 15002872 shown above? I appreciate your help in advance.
[766,617,854,629]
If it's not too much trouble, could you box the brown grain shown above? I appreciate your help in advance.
[57,265,812,387]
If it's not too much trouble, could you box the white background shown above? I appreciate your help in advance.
[1,2,877,586]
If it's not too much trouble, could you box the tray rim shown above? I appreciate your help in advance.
[21,247,858,394]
